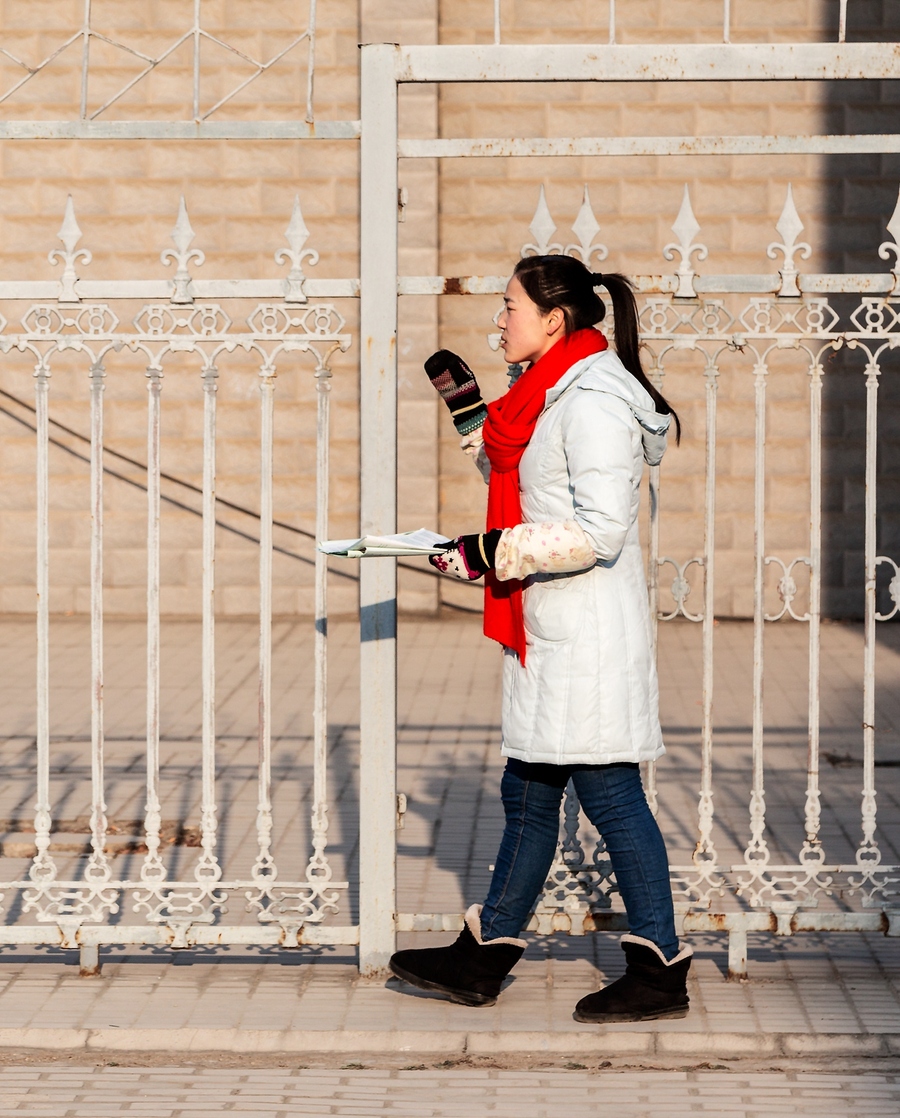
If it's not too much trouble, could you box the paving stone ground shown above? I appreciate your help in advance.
[0,925,897,1064]
[0,1065,897,1117]
[0,615,898,1110]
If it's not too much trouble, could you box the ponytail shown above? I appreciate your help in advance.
[514,255,681,444]
[599,272,681,445]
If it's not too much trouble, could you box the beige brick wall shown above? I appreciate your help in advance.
[0,0,445,616]
[434,0,837,618]
[0,2,375,619]
[2,0,891,621]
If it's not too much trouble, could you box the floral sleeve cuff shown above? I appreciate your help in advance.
[494,520,597,582]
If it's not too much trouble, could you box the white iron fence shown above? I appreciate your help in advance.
[0,12,899,976]
[3,176,897,978]
[500,184,900,981]
[0,196,359,971]
[357,37,900,976]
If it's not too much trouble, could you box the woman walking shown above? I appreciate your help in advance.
[389,254,691,1024]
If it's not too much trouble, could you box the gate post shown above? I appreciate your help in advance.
[358,43,399,977]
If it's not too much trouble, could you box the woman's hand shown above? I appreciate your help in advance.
[429,530,502,581]
[424,350,488,435]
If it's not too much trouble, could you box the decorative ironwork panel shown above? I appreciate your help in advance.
[509,184,900,929]
[0,196,353,948]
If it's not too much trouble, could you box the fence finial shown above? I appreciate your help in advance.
[878,186,900,293]
[521,186,562,257]
[163,196,205,304]
[767,184,810,298]
[276,195,320,304]
[663,185,707,298]
[50,195,91,304]
[565,186,608,266]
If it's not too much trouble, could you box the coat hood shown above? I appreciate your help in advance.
[544,348,671,466]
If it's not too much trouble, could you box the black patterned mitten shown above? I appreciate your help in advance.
[424,350,488,435]
[429,530,502,581]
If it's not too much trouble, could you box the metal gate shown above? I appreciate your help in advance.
[358,23,900,975]
[0,2,898,978]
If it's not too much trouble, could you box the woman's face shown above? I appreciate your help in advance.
[497,275,565,366]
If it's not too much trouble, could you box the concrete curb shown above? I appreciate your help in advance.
[0,1028,897,1058]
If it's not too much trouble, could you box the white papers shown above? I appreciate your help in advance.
[318,528,452,558]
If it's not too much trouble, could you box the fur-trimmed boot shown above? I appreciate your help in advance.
[389,904,526,1007]
[573,935,693,1023]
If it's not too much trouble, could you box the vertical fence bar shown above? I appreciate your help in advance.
[648,464,661,654]
[645,462,661,815]
[79,0,92,120]
[254,362,277,882]
[198,362,220,880]
[493,0,501,44]
[608,0,616,45]
[723,0,731,43]
[307,361,332,882]
[87,360,109,882]
[142,366,164,881]
[802,354,823,858]
[31,358,54,883]
[359,43,399,976]
[695,361,719,869]
[192,0,202,121]
[745,361,769,866]
[838,0,848,43]
[858,356,880,863]
[305,0,317,125]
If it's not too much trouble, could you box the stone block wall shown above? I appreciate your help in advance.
[432,0,842,618]
[0,0,895,621]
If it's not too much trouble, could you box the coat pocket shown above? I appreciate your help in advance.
[522,574,587,644]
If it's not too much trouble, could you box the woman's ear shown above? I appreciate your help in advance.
[546,308,565,337]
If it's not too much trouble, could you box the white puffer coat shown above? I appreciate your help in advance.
[499,347,670,766]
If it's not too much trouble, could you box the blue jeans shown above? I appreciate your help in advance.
[480,759,679,959]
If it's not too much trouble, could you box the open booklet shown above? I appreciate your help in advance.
[318,528,452,558]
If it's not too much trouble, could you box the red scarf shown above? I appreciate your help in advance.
[481,328,608,664]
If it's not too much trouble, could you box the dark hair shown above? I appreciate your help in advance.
[513,254,681,443]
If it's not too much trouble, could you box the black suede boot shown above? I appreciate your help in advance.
[573,935,693,1023]
[389,905,526,1007]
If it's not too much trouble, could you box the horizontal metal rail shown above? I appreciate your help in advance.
[0,924,359,949]
[0,121,361,141]
[398,911,900,936]
[395,42,900,84]
[400,134,900,159]
[395,274,900,296]
[1,273,898,303]
[0,279,359,301]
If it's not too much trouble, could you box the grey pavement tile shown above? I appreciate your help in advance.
[0,620,897,1056]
